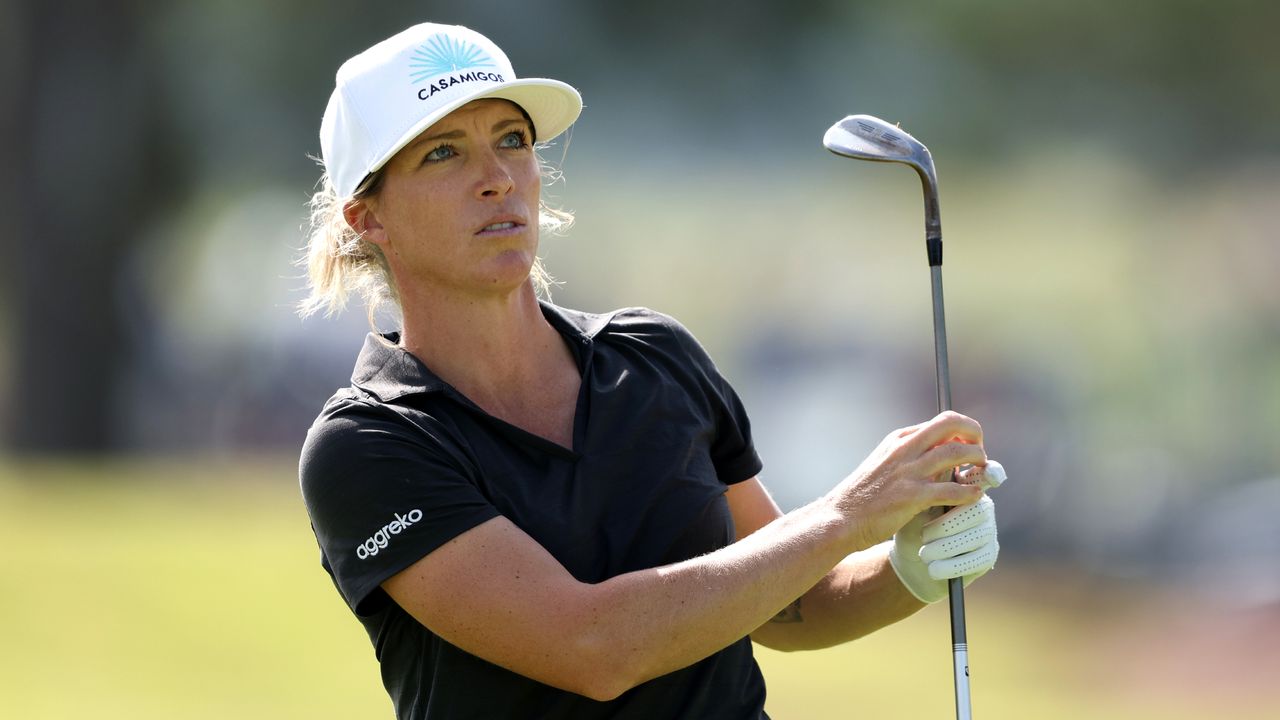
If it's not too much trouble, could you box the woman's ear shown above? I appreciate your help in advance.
[343,198,387,247]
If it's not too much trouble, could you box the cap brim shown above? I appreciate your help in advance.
[365,78,582,180]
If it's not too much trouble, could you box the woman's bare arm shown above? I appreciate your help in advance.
[381,412,985,701]
[726,477,926,651]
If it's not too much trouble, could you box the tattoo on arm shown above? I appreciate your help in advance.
[769,597,803,624]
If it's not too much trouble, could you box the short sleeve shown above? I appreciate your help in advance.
[658,314,763,485]
[298,399,500,615]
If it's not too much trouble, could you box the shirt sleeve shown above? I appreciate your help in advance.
[657,313,764,485]
[298,398,500,616]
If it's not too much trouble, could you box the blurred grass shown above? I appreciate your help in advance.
[1,459,1273,719]
[0,458,388,719]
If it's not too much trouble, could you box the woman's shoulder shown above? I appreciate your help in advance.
[549,303,700,348]
[605,305,685,330]
[549,304,722,384]
[299,392,403,480]
[605,306,712,359]
[298,388,469,494]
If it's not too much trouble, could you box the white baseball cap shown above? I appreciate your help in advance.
[320,23,583,199]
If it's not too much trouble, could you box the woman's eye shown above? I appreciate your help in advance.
[499,130,529,149]
[425,144,455,162]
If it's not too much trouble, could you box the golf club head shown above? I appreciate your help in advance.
[823,113,943,248]
[823,114,936,181]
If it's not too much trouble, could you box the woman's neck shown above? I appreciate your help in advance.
[397,281,569,403]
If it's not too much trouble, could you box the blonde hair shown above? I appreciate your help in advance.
[297,155,573,321]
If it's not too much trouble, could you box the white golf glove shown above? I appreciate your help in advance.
[889,460,1006,604]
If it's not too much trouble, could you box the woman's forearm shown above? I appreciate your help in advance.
[748,542,925,652]
[579,498,866,697]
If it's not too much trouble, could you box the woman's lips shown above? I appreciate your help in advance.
[475,217,526,236]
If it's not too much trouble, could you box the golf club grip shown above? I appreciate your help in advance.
[949,577,970,720]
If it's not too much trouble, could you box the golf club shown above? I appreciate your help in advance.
[823,114,971,720]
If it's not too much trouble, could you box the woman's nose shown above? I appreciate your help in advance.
[474,152,514,199]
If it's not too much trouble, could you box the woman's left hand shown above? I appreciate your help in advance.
[889,460,1007,603]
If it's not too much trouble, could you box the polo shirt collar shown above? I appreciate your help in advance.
[350,301,617,403]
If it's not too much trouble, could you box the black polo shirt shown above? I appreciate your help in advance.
[300,303,769,719]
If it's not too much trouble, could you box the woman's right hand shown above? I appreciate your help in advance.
[828,411,988,551]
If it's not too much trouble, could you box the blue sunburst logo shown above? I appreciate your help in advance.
[408,35,495,84]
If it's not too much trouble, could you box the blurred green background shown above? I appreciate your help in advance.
[2,0,1277,717]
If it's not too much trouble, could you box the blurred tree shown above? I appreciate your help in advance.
[5,0,183,453]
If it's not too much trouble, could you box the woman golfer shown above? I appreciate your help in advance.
[299,23,1005,719]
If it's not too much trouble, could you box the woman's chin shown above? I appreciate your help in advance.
[476,253,538,292]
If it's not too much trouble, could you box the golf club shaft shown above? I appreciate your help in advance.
[930,264,971,720]
[821,112,974,717]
